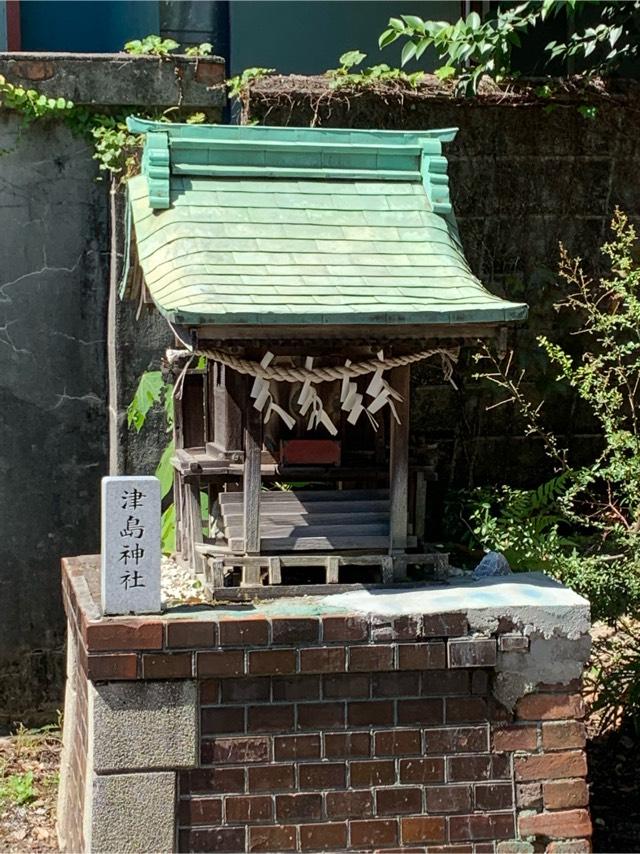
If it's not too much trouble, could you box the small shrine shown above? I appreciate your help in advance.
[122,118,527,597]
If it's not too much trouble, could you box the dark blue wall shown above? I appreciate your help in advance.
[20,0,159,52]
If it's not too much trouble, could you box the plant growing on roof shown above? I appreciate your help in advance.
[326,50,425,90]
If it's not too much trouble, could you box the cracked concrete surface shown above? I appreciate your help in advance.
[0,113,109,721]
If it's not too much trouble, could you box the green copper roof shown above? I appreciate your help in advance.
[124,118,527,327]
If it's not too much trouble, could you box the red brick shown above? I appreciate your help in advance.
[516,693,585,721]
[425,725,488,754]
[249,648,296,675]
[350,819,398,848]
[446,696,488,723]
[271,618,319,644]
[348,700,394,726]
[181,828,245,852]
[86,653,138,680]
[274,734,321,761]
[372,672,420,697]
[350,759,395,787]
[397,698,443,726]
[300,822,348,851]
[515,750,588,782]
[492,753,512,779]
[298,702,345,730]
[349,645,395,671]
[447,755,492,781]
[178,797,222,825]
[422,670,470,695]
[300,646,346,673]
[85,619,163,651]
[426,784,471,813]
[398,642,446,670]
[449,813,515,841]
[184,768,244,794]
[166,621,216,649]
[276,793,322,821]
[299,762,346,790]
[325,731,370,758]
[224,795,272,822]
[249,826,296,852]
[200,679,220,704]
[326,790,373,818]
[141,653,192,679]
[248,763,295,792]
[471,670,489,695]
[322,615,368,643]
[399,757,444,784]
[542,721,587,750]
[247,704,294,732]
[377,787,421,815]
[221,676,269,703]
[273,675,320,701]
[475,783,514,810]
[493,724,538,752]
[519,809,592,839]
[374,729,421,756]
[197,650,244,678]
[202,736,270,765]
[201,706,245,735]
[392,616,422,640]
[219,617,269,646]
[401,816,447,844]
[544,778,589,809]
[448,638,497,668]
[422,613,468,637]
[323,673,369,699]
[546,841,591,853]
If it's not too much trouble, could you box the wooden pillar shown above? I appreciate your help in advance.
[212,363,244,453]
[243,394,262,557]
[389,364,410,579]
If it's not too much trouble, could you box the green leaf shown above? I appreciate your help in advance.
[400,40,417,65]
[339,50,366,69]
[435,65,456,80]
[155,440,175,498]
[401,14,425,30]
[160,503,175,555]
[127,370,164,432]
[466,11,481,30]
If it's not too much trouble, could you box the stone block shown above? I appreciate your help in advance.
[91,771,175,852]
[91,680,197,772]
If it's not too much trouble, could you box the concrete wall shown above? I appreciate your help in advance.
[0,53,224,726]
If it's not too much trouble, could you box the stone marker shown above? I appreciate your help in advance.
[101,476,161,615]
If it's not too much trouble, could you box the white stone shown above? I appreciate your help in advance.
[101,476,161,615]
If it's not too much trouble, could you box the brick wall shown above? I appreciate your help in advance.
[60,557,592,853]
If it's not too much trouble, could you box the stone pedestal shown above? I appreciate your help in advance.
[58,556,592,853]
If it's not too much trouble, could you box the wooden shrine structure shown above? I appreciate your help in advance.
[122,118,527,598]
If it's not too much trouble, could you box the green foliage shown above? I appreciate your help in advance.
[127,371,165,432]
[0,74,74,124]
[227,68,276,100]
[123,35,179,57]
[327,50,425,90]
[185,43,214,58]
[127,368,176,553]
[468,472,577,572]
[0,771,35,806]
[377,0,639,96]
[470,210,640,624]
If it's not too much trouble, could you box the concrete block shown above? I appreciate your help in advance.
[92,680,197,772]
[91,771,175,853]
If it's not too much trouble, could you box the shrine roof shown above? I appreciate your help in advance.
[123,118,527,327]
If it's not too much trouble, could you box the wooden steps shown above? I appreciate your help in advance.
[218,489,391,553]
